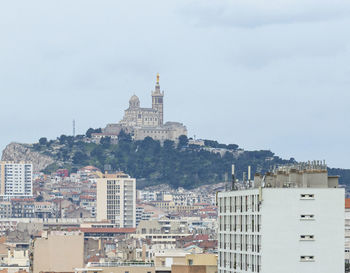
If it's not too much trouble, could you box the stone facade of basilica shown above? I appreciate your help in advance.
[98,74,187,142]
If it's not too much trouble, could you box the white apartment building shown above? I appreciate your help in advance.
[96,172,136,228]
[0,161,33,197]
[218,162,344,273]
[345,199,350,262]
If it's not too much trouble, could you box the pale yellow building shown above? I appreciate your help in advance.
[96,172,136,228]
[155,252,217,273]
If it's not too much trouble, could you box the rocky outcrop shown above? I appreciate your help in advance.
[1,142,55,172]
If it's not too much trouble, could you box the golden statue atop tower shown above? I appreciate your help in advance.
[156,73,160,84]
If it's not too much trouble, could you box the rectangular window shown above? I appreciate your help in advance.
[300,194,315,200]
[300,256,315,262]
[300,235,315,241]
[300,214,315,220]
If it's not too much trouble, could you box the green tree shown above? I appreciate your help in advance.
[100,136,111,147]
[35,195,44,202]
[59,135,68,144]
[118,130,132,142]
[163,140,175,150]
[86,128,102,138]
[178,135,188,148]
[72,151,88,164]
[39,137,48,146]
[227,144,239,150]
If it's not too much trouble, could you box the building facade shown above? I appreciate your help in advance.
[218,163,344,273]
[120,74,164,128]
[0,162,33,197]
[96,172,136,228]
[32,231,84,273]
[98,74,187,142]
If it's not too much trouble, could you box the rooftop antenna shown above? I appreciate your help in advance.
[231,164,235,191]
[73,119,76,137]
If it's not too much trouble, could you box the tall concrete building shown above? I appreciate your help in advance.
[0,161,33,197]
[96,172,136,228]
[217,162,344,273]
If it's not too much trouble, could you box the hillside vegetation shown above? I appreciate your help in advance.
[24,130,350,189]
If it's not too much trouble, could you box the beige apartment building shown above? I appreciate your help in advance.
[96,172,136,228]
[32,231,84,273]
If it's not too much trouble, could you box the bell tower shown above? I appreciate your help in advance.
[152,73,164,126]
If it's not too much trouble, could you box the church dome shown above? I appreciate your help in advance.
[129,95,140,108]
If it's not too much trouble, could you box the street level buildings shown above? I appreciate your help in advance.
[218,162,344,273]
[96,172,136,228]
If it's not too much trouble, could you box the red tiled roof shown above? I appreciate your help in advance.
[80,228,136,234]
[80,195,95,200]
[194,203,210,206]
[199,208,216,212]
[11,198,35,202]
[199,240,217,249]
[346,199,350,209]
[194,234,209,241]
[88,255,101,263]
[183,242,196,248]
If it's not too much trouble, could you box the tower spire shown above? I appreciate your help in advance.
[152,73,164,125]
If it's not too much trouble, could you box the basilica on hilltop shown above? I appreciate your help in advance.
[97,74,187,142]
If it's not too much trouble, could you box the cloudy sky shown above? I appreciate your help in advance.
[0,0,349,168]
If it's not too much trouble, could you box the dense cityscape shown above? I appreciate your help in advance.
[1,1,349,272]
[0,75,348,273]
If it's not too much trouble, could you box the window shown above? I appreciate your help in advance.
[300,214,315,220]
[300,235,315,241]
[300,194,315,200]
[188,259,193,265]
[300,256,314,262]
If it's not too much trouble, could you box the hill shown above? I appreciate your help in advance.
[2,131,349,189]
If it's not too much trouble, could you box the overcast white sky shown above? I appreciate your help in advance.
[0,0,349,168]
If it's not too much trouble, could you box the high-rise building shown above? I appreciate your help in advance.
[0,161,33,197]
[96,172,136,228]
[217,162,344,273]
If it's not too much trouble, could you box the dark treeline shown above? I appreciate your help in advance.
[38,131,302,189]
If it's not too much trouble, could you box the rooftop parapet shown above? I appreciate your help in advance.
[253,160,337,189]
